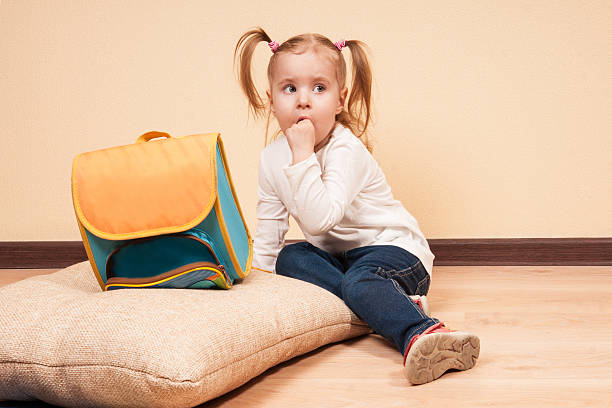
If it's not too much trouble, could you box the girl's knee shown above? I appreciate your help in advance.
[277,242,310,262]
[275,242,314,276]
[340,273,368,308]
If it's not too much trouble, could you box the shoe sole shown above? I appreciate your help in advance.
[404,331,480,385]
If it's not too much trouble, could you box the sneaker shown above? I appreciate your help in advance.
[403,322,480,385]
[409,295,430,315]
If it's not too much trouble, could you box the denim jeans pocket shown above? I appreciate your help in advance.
[375,260,430,297]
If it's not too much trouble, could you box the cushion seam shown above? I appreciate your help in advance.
[0,321,370,385]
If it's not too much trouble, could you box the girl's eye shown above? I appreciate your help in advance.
[283,85,296,93]
[314,85,325,93]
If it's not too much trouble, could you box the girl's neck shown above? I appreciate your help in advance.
[314,123,337,152]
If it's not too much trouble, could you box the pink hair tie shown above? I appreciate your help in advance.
[268,41,279,53]
[334,40,346,51]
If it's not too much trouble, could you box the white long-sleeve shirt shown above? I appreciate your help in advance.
[252,124,435,275]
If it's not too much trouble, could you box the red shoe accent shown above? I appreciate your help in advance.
[403,322,453,365]
[414,298,422,310]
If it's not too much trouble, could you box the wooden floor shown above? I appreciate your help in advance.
[2,266,612,407]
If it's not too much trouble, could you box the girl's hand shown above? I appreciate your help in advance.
[285,119,315,165]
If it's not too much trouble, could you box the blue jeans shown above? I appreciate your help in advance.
[276,242,439,355]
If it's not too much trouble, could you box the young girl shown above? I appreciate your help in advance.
[234,27,480,385]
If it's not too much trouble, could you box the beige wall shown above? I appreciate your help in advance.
[1,0,611,241]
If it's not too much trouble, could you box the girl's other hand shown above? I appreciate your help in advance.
[286,119,315,165]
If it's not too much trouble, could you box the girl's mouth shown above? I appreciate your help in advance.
[296,116,310,123]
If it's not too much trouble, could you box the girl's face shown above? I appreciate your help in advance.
[267,49,347,146]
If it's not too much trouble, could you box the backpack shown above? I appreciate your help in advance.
[71,131,252,291]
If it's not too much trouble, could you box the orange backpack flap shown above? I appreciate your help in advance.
[72,132,219,241]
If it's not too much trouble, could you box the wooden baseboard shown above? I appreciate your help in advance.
[1,238,611,269]
[0,241,87,269]
[426,238,612,266]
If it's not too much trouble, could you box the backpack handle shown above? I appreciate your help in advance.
[136,131,172,143]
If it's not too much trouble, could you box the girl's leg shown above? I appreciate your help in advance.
[340,245,438,354]
[341,245,480,384]
[275,241,345,298]
[278,243,480,384]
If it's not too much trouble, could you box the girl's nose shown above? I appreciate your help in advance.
[297,89,311,108]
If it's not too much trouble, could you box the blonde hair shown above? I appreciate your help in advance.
[234,27,373,151]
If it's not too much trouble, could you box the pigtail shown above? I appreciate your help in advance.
[337,40,373,151]
[234,27,273,119]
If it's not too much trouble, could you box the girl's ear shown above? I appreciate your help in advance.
[266,90,275,114]
[336,87,348,114]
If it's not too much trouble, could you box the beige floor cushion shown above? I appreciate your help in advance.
[0,261,371,407]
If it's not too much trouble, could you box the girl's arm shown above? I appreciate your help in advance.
[252,156,289,273]
[283,137,369,236]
